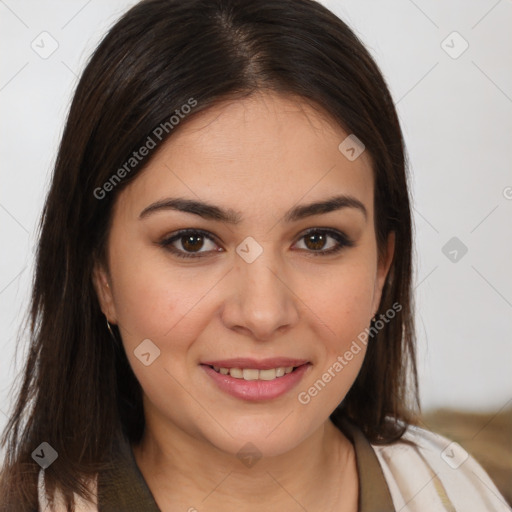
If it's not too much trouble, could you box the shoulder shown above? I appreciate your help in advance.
[371,423,511,511]
[37,469,98,512]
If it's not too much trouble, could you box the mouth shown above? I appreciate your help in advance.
[200,358,311,401]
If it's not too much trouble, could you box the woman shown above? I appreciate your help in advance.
[0,0,508,510]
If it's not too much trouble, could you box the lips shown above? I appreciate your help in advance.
[200,358,311,401]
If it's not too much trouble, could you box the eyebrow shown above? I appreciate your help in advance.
[138,194,367,223]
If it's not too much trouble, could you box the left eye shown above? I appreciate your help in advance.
[294,228,350,254]
[159,228,353,259]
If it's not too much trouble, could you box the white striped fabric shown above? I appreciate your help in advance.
[372,425,511,511]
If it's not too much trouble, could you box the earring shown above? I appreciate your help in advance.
[106,318,118,344]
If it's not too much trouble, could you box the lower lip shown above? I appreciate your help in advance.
[201,364,311,401]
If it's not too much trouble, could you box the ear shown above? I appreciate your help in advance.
[371,231,395,316]
[92,260,118,324]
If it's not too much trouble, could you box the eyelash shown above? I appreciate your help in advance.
[158,228,355,259]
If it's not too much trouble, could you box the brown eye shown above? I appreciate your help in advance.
[181,233,205,252]
[294,228,354,256]
[159,229,221,259]
[303,231,328,251]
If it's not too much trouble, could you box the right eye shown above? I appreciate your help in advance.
[159,229,223,259]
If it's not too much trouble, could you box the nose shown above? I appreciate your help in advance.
[220,248,300,341]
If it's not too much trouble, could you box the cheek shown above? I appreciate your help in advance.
[296,261,375,405]
[306,261,376,346]
[107,246,218,409]
[107,238,215,347]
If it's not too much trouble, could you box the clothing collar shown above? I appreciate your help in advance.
[338,417,395,512]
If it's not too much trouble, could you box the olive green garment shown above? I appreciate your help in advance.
[97,419,395,511]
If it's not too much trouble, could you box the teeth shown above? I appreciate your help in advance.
[212,365,298,380]
[243,369,259,380]
[229,368,244,378]
[259,369,277,380]
[275,367,285,377]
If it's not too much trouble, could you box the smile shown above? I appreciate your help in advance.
[200,359,311,401]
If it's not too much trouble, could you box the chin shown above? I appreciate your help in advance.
[197,413,312,460]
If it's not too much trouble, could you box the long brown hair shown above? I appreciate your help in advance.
[0,0,418,509]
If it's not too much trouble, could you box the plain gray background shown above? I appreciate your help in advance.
[1,0,511,447]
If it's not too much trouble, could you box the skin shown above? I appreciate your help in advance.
[93,90,394,511]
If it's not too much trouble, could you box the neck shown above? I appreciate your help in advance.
[132,412,357,511]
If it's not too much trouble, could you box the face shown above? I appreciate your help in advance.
[93,91,394,458]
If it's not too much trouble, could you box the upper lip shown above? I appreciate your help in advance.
[201,358,309,370]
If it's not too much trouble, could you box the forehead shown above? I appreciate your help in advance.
[116,91,374,220]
